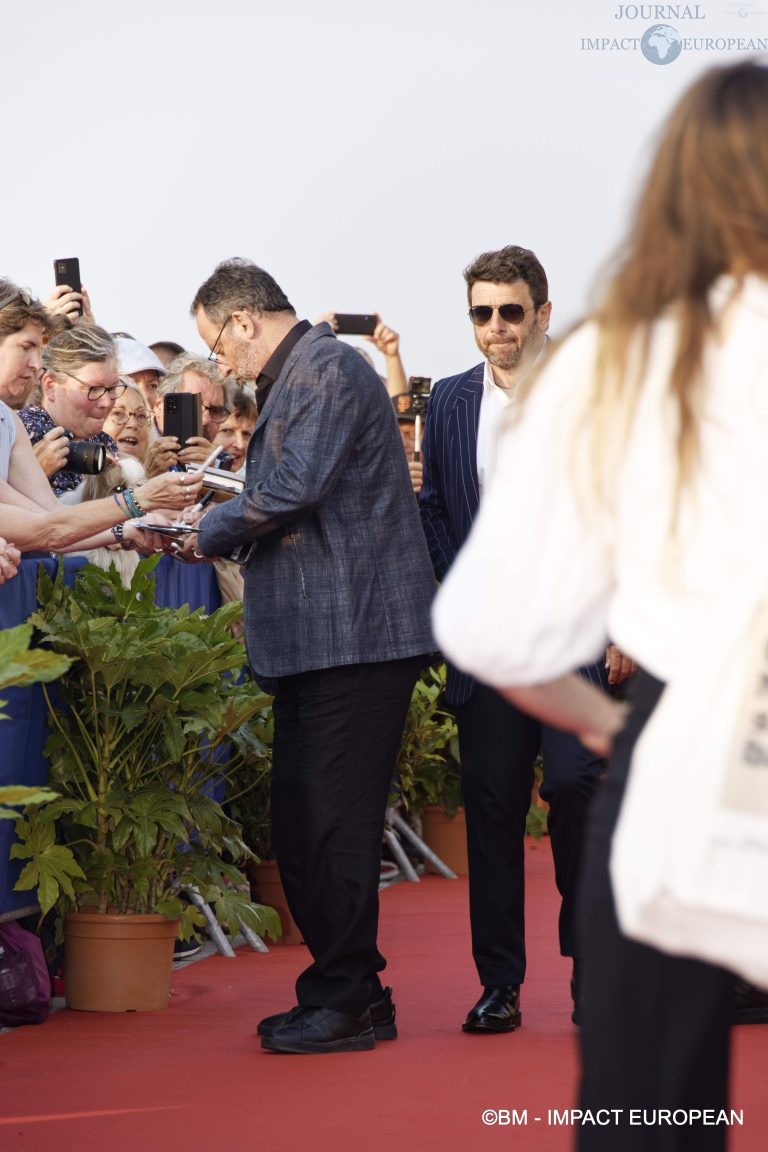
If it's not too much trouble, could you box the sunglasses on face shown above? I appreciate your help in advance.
[468,303,535,326]
[0,287,35,310]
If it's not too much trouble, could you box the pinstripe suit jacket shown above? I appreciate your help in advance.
[419,360,607,706]
[419,364,484,705]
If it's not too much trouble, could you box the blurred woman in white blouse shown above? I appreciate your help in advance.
[433,61,768,1151]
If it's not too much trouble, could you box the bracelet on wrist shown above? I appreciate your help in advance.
[113,492,131,519]
[122,487,146,519]
[110,523,137,551]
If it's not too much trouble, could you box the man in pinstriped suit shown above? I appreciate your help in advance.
[419,246,631,1033]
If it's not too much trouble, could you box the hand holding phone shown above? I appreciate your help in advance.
[53,258,82,319]
[163,393,202,448]
[333,313,378,336]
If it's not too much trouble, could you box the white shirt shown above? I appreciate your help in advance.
[433,274,768,686]
[476,361,514,496]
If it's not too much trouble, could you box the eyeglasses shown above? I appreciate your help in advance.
[108,407,153,427]
[207,315,233,362]
[0,287,34,310]
[202,403,230,423]
[468,303,536,326]
[61,371,128,401]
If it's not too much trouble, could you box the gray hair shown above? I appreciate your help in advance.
[158,352,233,407]
[190,258,294,323]
[41,324,116,378]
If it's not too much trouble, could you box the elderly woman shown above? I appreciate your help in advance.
[0,282,203,553]
[102,381,153,465]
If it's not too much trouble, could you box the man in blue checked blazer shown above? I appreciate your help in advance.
[193,259,435,1055]
[420,246,632,1034]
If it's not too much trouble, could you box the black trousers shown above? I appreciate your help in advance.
[577,669,732,1151]
[270,655,425,1017]
[452,664,608,987]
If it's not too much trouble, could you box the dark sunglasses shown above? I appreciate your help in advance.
[0,287,34,310]
[468,303,535,326]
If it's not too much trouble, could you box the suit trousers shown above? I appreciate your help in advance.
[577,668,731,1151]
[452,664,608,988]
[270,655,426,1017]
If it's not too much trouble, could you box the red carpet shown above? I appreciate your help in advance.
[1,840,766,1151]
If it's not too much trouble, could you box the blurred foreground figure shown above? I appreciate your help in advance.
[433,60,768,1150]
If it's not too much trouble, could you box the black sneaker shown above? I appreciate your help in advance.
[260,1006,375,1054]
[173,938,203,961]
[258,986,397,1041]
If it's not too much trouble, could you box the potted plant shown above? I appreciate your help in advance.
[393,664,468,874]
[227,710,303,946]
[1,622,73,924]
[11,557,281,1011]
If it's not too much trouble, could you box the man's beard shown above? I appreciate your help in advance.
[484,340,523,371]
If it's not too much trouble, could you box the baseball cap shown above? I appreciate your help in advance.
[114,336,167,377]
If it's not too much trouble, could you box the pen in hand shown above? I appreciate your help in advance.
[187,446,222,514]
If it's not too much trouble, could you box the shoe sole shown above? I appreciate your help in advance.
[258,1015,397,1041]
[462,1013,522,1034]
[261,1031,376,1054]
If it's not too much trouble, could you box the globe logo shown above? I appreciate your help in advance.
[640,24,683,65]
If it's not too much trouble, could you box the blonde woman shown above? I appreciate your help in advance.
[434,61,768,1150]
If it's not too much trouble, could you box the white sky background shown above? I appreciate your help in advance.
[3,0,767,382]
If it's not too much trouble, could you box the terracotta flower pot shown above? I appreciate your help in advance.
[420,805,468,875]
[64,912,177,1012]
[249,860,303,945]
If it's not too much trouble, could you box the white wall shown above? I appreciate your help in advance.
[3,0,766,381]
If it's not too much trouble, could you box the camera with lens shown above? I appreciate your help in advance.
[62,431,107,475]
[30,428,107,475]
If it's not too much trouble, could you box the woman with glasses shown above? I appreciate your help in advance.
[18,324,125,495]
[102,381,153,465]
[0,280,203,555]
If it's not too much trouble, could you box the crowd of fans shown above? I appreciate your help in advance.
[0,275,422,585]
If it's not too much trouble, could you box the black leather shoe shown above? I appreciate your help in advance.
[258,986,397,1041]
[731,979,768,1025]
[260,1006,375,1054]
[462,985,521,1033]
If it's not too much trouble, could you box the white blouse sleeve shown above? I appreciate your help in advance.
[432,324,614,687]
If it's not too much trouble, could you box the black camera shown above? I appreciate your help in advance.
[62,431,107,475]
[394,377,431,420]
[408,376,431,416]
[30,428,107,475]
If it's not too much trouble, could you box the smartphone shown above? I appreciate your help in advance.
[163,392,202,448]
[334,313,378,336]
[54,257,82,317]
